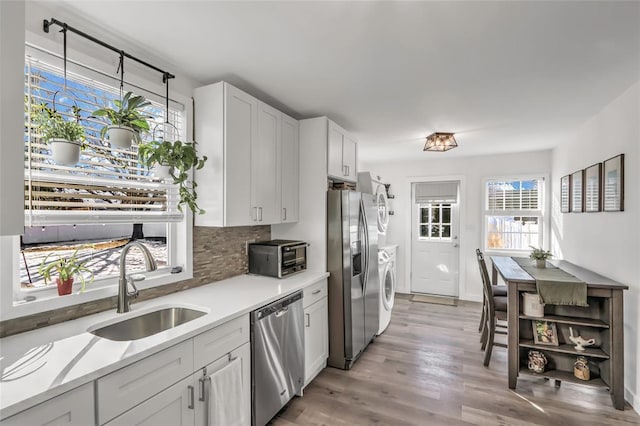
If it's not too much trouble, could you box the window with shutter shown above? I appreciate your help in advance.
[484,178,544,251]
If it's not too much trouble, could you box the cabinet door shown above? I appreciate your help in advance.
[194,342,251,426]
[280,114,299,223]
[304,297,329,387]
[253,101,281,224]
[2,383,94,426]
[97,340,193,424]
[327,121,345,179]
[224,83,257,226]
[105,376,195,426]
[342,134,358,182]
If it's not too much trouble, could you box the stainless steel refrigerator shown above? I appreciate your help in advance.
[327,190,379,369]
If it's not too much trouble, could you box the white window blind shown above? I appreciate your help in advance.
[414,181,459,204]
[24,56,184,226]
[486,179,541,212]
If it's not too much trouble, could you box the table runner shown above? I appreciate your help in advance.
[513,258,588,307]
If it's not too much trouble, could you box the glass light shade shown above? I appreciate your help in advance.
[424,132,458,152]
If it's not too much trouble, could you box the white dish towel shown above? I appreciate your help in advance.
[208,357,245,426]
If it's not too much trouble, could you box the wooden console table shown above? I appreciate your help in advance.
[490,256,629,410]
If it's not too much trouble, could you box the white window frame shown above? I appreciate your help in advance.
[417,203,453,241]
[0,46,194,321]
[482,174,548,255]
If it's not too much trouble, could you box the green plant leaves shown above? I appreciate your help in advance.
[137,140,208,214]
[91,91,152,137]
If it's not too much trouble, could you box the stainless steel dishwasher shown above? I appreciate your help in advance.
[251,291,304,426]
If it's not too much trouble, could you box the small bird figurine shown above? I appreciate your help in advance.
[569,327,596,352]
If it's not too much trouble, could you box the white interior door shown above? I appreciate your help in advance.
[410,184,460,297]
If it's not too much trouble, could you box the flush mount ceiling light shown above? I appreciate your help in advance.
[423,132,458,152]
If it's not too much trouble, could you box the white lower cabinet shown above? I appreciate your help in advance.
[2,383,94,426]
[304,296,328,387]
[193,342,251,426]
[104,376,195,426]
[99,316,250,426]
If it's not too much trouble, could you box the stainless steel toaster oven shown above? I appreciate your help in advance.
[248,240,308,278]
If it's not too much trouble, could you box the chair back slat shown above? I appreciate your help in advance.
[476,249,496,312]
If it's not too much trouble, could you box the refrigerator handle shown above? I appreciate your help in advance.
[360,198,370,294]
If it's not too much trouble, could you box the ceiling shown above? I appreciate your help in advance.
[31,1,640,162]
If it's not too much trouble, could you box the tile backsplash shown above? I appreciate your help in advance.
[0,225,271,338]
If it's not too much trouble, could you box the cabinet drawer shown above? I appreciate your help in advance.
[2,383,94,426]
[303,279,328,308]
[97,340,193,425]
[193,315,249,369]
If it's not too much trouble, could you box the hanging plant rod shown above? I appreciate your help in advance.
[43,18,175,83]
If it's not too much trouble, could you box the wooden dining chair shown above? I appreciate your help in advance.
[476,249,508,366]
[477,253,507,333]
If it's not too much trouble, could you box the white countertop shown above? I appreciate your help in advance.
[0,270,329,420]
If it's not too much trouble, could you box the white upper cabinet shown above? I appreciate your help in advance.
[280,114,299,223]
[327,120,358,183]
[254,101,281,224]
[194,82,298,226]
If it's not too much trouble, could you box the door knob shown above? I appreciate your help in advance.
[453,243,459,248]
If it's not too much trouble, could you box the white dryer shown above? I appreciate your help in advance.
[377,245,397,335]
[357,172,390,236]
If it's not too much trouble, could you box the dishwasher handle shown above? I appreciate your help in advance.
[253,291,303,321]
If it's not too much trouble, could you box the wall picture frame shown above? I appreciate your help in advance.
[532,320,559,346]
[560,174,571,213]
[603,154,624,212]
[584,163,602,212]
[570,170,584,213]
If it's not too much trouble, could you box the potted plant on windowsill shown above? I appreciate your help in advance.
[529,246,553,269]
[138,140,208,214]
[38,246,95,296]
[92,91,151,149]
[32,104,86,166]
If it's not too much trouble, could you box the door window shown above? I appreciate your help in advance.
[418,203,452,240]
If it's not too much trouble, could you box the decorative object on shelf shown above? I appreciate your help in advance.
[560,174,571,213]
[570,169,584,213]
[574,356,590,381]
[92,91,152,149]
[38,245,95,295]
[532,320,559,346]
[32,101,86,166]
[568,327,596,352]
[527,350,548,373]
[584,163,602,212]
[138,140,208,214]
[522,292,545,317]
[603,154,624,212]
[423,132,458,152]
[529,246,552,269]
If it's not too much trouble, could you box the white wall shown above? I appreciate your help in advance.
[361,149,552,301]
[550,82,640,412]
[0,1,26,236]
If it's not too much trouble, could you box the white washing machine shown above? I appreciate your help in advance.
[377,245,397,335]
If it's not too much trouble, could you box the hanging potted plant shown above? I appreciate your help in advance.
[38,246,95,296]
[529,246,553,269]
[92,91,151,149]
[32,103,86,166]
[138,140,208,214]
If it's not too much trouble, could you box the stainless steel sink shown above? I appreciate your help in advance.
[90,307,207,341]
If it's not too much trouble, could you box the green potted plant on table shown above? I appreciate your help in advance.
[32,104,86,166]
[529,246,553,269]
[92,91,151,149]
[38,246,95,295]
[138,140,208,214]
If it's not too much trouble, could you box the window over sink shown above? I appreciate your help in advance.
[1,46,194,320]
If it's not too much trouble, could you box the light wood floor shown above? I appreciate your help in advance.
[273,295,640,426]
